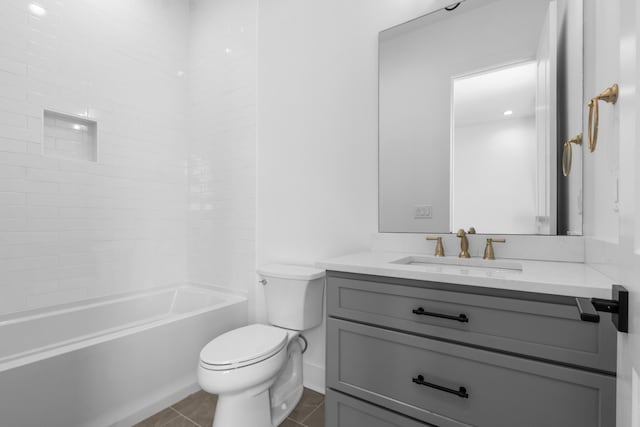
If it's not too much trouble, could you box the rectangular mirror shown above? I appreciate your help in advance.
[379,0,583,235]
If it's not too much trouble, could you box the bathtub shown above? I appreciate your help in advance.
[0,284,248,427]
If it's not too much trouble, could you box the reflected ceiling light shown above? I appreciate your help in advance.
[29,3,47,17]
[176,70,185,77]
[503,110,513,116]
[225,48,232,54]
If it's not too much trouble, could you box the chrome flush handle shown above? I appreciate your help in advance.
[258,279,267,286]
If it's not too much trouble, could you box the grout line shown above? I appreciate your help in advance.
[298,402,323,425]
[151,407,183,427]
[163,408,186,427]
[170,408,202,427]
[168,407,182,416]
[177,413,200,427]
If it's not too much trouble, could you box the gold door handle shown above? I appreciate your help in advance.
[587,83,618,152]
[562,133,583,177]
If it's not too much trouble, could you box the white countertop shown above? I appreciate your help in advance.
[316,251,614,299]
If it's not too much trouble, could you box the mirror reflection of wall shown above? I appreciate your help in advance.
[451,62,539,234]
[378,0,583,235]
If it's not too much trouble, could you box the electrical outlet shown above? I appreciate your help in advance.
[414,205,432,219]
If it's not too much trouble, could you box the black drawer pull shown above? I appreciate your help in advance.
[412,375,469,398]
[412,307,469,323]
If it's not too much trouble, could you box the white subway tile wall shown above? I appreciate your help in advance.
[0,0,190,315]
[187,0,257,296]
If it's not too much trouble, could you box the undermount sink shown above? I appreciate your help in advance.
[390,255,523,271]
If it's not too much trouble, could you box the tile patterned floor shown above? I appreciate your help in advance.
[134,388,324,427]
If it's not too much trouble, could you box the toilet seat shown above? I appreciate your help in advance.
[199,324,288,371]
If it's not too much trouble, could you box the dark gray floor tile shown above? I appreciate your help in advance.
[171,390,217,427]
[133,407,181,427]
[287,388,324,422]
[303,403,325,427]
[141,387,325,427]
[300,388,324,407]
[279,418,304,427]
[162,415,199,427]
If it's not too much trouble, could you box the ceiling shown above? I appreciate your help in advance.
[453,61,537,127]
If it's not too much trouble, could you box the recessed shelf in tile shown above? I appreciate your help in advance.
[43,110,97,162]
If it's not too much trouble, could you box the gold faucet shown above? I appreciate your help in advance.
[426,236,445,257]
[456,229,470,258]
[483,238,506,260]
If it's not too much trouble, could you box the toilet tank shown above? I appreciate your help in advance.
[257,264,325,330]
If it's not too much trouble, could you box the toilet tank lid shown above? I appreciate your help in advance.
[257,264,325,280]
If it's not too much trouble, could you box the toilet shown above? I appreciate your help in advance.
[197,264,325,427]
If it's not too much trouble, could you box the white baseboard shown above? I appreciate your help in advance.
[303,361,325,394]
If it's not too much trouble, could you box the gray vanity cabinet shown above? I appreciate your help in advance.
[325,271,617,427]
[325,389,432,427]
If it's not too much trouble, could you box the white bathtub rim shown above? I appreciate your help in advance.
[0,284,247,373]
[186,280,248,298]
[0,282,243,325]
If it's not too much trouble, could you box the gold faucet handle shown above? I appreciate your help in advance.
[483,238,506,260]
[467,227,476,234]
[426,236,445,257]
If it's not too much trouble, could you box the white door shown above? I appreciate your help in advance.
[615,0,640,425]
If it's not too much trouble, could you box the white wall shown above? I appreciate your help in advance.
[186,0,257,309]
[453,117,538,234]
[0,0,260,316]
[0,0,190,315]
[582,0,620,245]
[581,0,622,283]
[255,0,460,393]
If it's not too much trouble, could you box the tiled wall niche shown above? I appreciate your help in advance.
[43,110,97,162]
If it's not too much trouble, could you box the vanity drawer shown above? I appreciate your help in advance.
[327,318,616,427]
[326,389,433,427]
[327,274,616,372]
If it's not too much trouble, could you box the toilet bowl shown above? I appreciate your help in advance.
[197,264,325,427]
